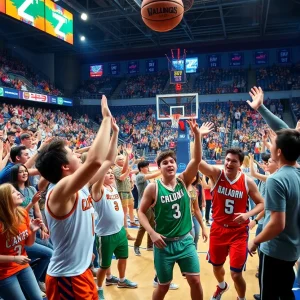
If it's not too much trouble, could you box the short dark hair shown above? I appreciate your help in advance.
[225,148,244,164]
[138,161,149,171]
[156,150,177,167]
[10,146,26,163]
[261,153,271,162]
[275,129,300,162]
[36,139,68,184]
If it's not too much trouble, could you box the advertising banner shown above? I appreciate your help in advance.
[0,0,5,13]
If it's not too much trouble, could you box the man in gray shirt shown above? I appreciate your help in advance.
[134,161,160,255]
[248,86,300,300]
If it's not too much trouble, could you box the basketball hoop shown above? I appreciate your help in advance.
[171,114,181,128]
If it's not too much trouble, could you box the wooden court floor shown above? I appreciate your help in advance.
[103,226,260,300]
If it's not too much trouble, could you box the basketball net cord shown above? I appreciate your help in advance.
[171,114,181,129]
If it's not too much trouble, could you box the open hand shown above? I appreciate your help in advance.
[101,95,112,118]
[31,192,41,205]
[202,229,208,243]
[247,86,264,110]
[149,231,167,249]
[233,213,249,224]
[111,118,119,133]
[248,239,258,257]
[199,122,215,136]
[30,218,44,233]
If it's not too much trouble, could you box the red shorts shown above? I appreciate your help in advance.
[207,222,249,272]
[45,268,98,300]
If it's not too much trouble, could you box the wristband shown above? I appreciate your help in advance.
[255,219,258,225]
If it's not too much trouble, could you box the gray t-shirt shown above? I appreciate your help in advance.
[19,186,37,219]
[257,180,266,225]
[261,166,300,261]
[136,173,150,207]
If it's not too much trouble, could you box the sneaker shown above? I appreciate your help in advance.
[38,281,46,292]
[253,294,260,300]
[134,246,141,256]
[206,221,211,226]
[40,290,46,298]
[211,282,229,300]
[117,279,138,288]
[98,289,105,300]
[153,281,179,290]
[130,222,139,227]
[146,247,153,251]
[106,275,119,286]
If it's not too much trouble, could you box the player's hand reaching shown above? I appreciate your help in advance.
[197,122,214,136]
[149,231,167,249]
[247,86,264,110]
[233,212,249,224]
[249,219,256,230]
[248,239,258,257]
[101,95,112,118]
[30,218,45,233]
[202,228,208,243]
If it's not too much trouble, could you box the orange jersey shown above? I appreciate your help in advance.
[211,170,249,227]
[0,211,31,280]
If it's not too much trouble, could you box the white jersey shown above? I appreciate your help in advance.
[94,185,124,236]
[45,184,95,277]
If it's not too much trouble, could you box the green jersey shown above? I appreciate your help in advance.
[154,178,192,238]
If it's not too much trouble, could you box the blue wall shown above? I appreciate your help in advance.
[81,46,300,80]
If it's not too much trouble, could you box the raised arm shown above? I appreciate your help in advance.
[247,86,289,131]
[249,153,268,182]
[51,96,112,203]
[75,146,91,154]
[181,120,214,187]
[90,119,119,201]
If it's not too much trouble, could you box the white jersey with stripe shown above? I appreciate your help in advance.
[45,184,95,277]
[94,185,124,237]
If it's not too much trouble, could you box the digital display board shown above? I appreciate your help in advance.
[278,49,291,64]
[90,65,103,78]
[6,0,45,31]
[45,0,73,44]
[0,0,5,13]
[109,63,120,75]
[255,51,268,65]
[185,57,198,73]
[146,59,157,73]
[172,59,185,71]
[229,52,244,66]
[170,70,186,84]
[208,54,221,68]
[128,61,139,74]
[0,87,73,106]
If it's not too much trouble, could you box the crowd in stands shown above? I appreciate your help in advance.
[291,98,300,120]
[256,64,300,91]
[230,99,284,159]
[76,76,122,98]
[0,50,63,96]
[119,71,169,99]
[0,103,95,150]
[194,68,247,95]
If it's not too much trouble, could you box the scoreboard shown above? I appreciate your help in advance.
[2,0,73,44]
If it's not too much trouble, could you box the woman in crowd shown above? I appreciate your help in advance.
[0,183,44,300]
[10,164,53,295]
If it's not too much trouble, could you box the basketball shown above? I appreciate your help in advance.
[141,0,184,32]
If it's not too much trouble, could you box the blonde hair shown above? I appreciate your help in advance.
[0,183,26,238]
[243,156,250,168]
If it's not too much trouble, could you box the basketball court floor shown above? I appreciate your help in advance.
[105,226,300,300]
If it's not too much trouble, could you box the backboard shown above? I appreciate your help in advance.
[156,93,198,121]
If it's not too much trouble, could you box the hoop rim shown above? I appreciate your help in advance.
[170,113,182,120]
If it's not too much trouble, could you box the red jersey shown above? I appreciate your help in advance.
[211,170,249,227]
[0,211,30,280]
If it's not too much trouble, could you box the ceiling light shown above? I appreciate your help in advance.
[81,13,88,21]
[80,36,86,41]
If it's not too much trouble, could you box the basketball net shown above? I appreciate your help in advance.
[171,114,181,129]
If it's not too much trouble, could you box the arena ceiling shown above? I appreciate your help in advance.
[0,0,300,61]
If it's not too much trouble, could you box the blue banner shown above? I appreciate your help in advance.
[0,87,72,106]
[255,51,268,65]
[229,52,244,66]
[146,59,157,73]
[109,63,120,75]
[128,61,139,74]
[278,49,291,64]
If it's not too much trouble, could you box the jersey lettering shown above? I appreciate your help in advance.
[82,195,93,211]
[217,186,243,199]
[161,189,184,203]
[6,230,29,248]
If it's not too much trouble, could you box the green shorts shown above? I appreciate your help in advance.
[154,234,200,284]
[97,227,128,269]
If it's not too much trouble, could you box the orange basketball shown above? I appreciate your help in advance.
[141,0,184,32]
